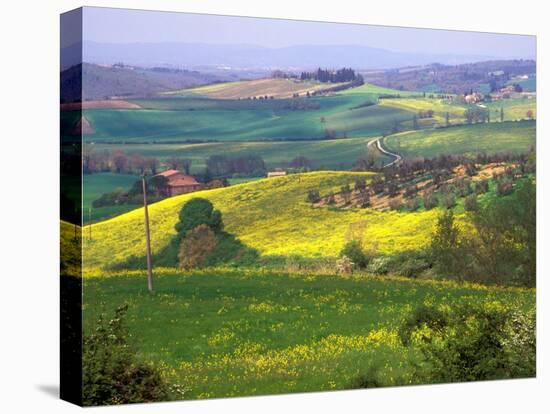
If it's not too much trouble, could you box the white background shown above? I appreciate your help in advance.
[0,0,548,412]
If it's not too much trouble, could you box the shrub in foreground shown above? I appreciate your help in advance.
[83,305,174,406]
[340,240,370,269]
[398,303,535,383]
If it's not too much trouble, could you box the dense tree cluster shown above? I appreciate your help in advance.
[464,106,490,124]
[205,154,266,178]
[83,147,161,175]
[299,67,362,83]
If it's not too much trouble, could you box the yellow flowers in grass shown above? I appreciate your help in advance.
[83,171,440,270]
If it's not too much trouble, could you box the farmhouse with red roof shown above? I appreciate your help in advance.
[155,169,202,197]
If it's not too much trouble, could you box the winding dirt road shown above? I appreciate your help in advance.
[367,137,402,168]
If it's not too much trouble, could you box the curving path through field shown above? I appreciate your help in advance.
[368,136,402,168]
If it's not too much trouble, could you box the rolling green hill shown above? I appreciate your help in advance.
[339,82,421,97]
[83,171,440,270]
[384,120,535,158]
[81,92,416,143]
[90,137,382,173]
[167,78,348,99]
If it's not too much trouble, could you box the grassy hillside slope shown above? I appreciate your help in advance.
[168,78,348,99]
[384,120,535,158]
[339,83,420,97]
[81,93,415,142]
[83,268,534,399]
[83,171,439,269]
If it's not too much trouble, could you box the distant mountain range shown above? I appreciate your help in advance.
[60,41,528,71]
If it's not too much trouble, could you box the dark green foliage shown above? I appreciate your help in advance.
[354,177,367,192]
[399,305,449,346]
[396,251,431,277]
[340,240,369,269]
[307,189,321,204]
[428,178,535,285]
[464,106,489,124]
[174,198,223,239]
[430,210,469,280]
[398,303,535,383]
[83,305,172,406]
[496,178,514,196]
[203,231,259,268]
[340,184,352,204]
[422,190,438,210]
[357,189,370,208]
[470,179,535,285]
[475,179,489,194]
[464,194,478,211]
[441,192,456,209]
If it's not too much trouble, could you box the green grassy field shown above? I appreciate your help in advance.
[339,82,421,97]
[484,97,536,121]
[83,173,139,223]
[384,120,535,158]
[89,138,374,173]
[379,98,467,124]
[82,267,534,399]
[81,91,416,143]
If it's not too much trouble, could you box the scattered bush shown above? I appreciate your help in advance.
[399,303,535,383]
[406,197,420,211]
[389,199,401,211]
[354,178,367,192]
[366,256,391,275]
[340,240,370,269]
[423,190,438,210]
[357,190,370,208]
[404,185,418,199]
[397,253,431,278]
[335,255,354,275]
[306,189,321,204]
[475,179,489,194]
[496,179,513,196]
[441,192,456,209]
[83,305,174,406]
[464,194,478,211]
[178,225,218,270]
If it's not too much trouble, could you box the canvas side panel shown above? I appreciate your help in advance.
[60,7,83,407]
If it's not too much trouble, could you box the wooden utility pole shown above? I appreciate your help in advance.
[142,174,154,292]
[88,207,92,241]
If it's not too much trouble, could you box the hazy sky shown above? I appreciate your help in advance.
[81,6,535,59]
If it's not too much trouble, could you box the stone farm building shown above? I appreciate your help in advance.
[155,169,202,196]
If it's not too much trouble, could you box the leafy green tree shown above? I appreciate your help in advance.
[399,303,535,383]
[340,240,369,269]
[430,210,469,280]
[83,305,173,405]
[175,198,223,240]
